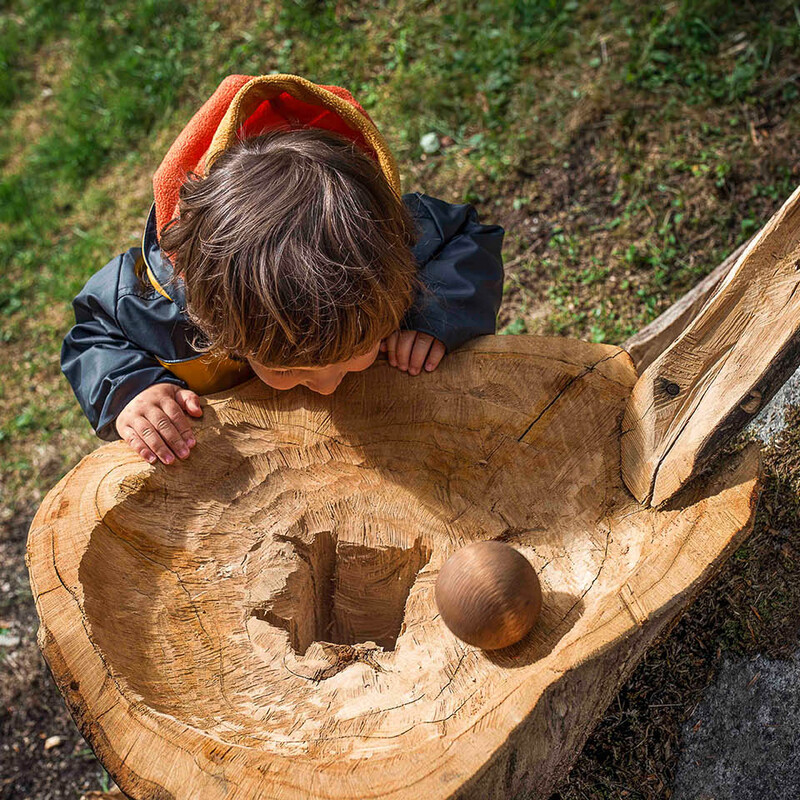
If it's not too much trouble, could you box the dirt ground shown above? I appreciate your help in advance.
[1,500,112,799]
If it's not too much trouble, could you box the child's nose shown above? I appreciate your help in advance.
[305,373,344,395]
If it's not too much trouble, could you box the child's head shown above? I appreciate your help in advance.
[158,127,421,394]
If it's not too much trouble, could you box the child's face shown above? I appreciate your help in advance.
[246,340,381,395]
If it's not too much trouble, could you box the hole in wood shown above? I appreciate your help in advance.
[247,529,431,655]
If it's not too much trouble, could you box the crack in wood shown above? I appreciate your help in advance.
[517,351,623,443]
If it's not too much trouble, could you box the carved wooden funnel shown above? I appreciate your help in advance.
[28,332,766,800]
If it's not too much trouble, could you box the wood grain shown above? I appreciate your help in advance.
[621,185,800,506]
[27,336,760,799]
[623,240,749,373]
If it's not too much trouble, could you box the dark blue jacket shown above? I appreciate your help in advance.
[61,192,505,441]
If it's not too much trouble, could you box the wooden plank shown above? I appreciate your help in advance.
[624,240,750,373]
[621,185,800,507]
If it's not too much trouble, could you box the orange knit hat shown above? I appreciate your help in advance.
[152,73,401,241]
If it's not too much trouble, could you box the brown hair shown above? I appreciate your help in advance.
[158,127,422,367]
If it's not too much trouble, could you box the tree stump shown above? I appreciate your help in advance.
[27,336,760,799]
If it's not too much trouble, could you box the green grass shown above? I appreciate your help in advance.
[273,0,577,170]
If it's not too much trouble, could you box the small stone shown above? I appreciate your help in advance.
[44,735,63,751]
[420,132,440,154]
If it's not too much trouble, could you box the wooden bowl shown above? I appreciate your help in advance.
[27,336,760,800]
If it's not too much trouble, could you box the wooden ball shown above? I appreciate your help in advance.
[435,540,542,650]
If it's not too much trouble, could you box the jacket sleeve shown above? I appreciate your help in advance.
[61,252,188,442]
[401,192,505,352]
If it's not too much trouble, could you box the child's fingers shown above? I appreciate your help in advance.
[394,331,417,371]
[135,414,180,464]
[425,340,447,371]
[120,427,157,464]
[176,388,203,418]
[162,398,197,448]
[150,408,191,460]
[408,333,435,375]
[384,331,399,367]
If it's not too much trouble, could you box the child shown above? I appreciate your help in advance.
[61,74,505,465]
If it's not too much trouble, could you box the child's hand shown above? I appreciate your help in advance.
[115,383,203,465]
[381,330,446,375]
